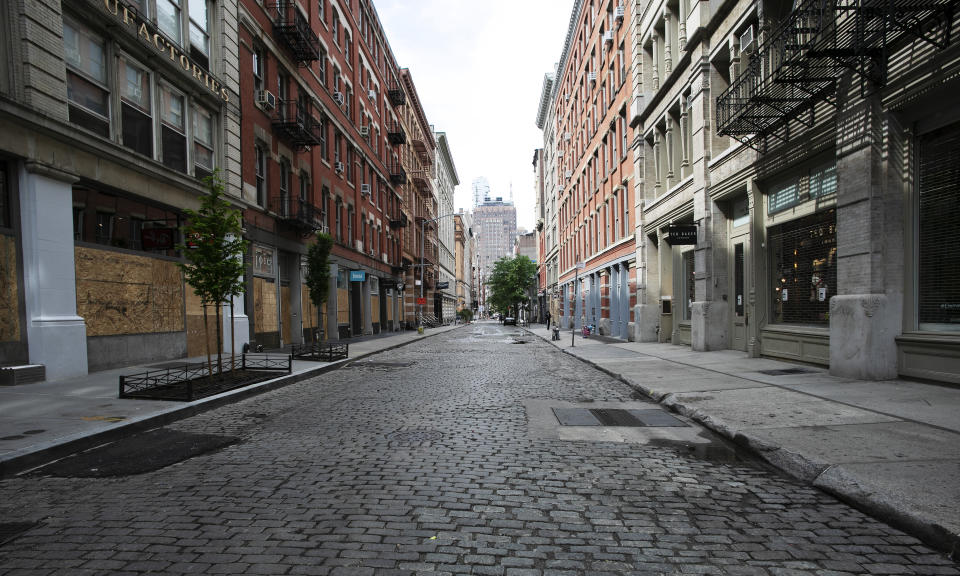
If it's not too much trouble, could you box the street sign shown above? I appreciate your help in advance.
[576,262,585,269]
[436,281,449,289]
[350,270,366,282]
[416,297,427,305]
[666,225,698,245]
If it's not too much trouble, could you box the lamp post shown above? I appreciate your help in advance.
[420,212,458,329]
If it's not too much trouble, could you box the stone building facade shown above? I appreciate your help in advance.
[629,0,960,382]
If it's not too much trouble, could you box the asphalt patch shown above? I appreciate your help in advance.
[28,428,238,478]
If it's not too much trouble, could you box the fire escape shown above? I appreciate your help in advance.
[716,0,956,149]
[272,2,321,64]
[269,196,324,236]
[272,99,323,150]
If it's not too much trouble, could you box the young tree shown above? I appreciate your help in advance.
[486,255,537,319]
[177,170,248,375]
[304,232,333,342]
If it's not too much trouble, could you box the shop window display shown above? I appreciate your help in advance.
[769,209,836,324]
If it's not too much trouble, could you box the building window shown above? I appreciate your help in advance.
[73,207,85,241]
[252,46,264,96]
[96,211,115,245]
[321,186,330,228]
[255,142,267,207]
[318,115,328,161]
[622,184,629,237]
[119,57,152,157]
[768,163,837,215]
[63,20,109,137]
[918,122,960,331]
[188,0,211,68]
[159,84,187,172]
[300,170,310,202]
[347,205,354,243]
[769,209,837,325]
[193,104,214,179]
[279,158,291,208]
[157,0,182,45]
[335,199,342,241]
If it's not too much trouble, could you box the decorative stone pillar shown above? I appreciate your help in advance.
[620,262,631,339]
[18,162,87,380]
[665,117,675,183]
[653,131,662,191]
[663,12,673,77]
[680,95,690,171]
[651,31,660,91]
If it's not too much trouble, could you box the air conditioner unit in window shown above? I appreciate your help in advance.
[603,31,614,46]
[334,161,345,174]
[319,224,329,235]
[359,125,370,137]
[557,150,564,157]
[564,170,573,179]
[382,253,389,263]
[739,25,755,54]
[333,91,344,106]
[368,89,376,100]
[588,71,597,84]
[564,132,571,141]
[361,183,372,196]
[615,5,625,24]
[257,90,276,110]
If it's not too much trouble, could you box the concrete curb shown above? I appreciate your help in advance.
[525,326,960,560]
[0,328,454,479]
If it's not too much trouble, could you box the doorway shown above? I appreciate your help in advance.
[730,233,749,352]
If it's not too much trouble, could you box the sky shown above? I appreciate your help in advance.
[373,0,575,231]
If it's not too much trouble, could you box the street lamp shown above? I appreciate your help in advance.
[420,212,458,329]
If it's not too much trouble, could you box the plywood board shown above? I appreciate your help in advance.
[75,246,184,336]
[280,284,292,345]
[0,234,20,342]
[254,276,278,332]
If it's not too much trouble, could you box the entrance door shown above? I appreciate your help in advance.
[730,234,749,351]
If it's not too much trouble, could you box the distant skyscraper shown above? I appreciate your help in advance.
[472,177,490,209]
[474,197,517,279]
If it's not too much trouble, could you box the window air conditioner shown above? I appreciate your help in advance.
[319,224,329,235]
[361,183,372,196]
[564,170,573,179]
[615,5,625,24]
[333,91,344,106]
[334,161,345,173]
[603,31,614,46]
[588,71,597,84]
[257,90,276,110]
[739,25,755,54]
[359,125,370,137]
[564,132,571,141]
[368,89,377,100]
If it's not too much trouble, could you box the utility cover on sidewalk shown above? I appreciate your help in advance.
[552,408,687,427]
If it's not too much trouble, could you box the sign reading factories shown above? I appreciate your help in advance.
[98,0,230,102]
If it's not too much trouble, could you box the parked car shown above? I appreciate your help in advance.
[503,316,517,325]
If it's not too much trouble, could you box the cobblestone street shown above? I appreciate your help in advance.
[1,324,958,575]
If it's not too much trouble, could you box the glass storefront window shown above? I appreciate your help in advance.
[682,250,695,320]
[918,122,960,331]
[72,187,180,256]
[769,209,836,325]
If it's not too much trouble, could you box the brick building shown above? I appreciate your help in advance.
[548,0,635,338]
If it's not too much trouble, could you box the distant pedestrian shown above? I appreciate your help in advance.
[545,310,552,330]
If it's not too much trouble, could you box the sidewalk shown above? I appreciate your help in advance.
[527,323,960,559]
[0,325,460,478]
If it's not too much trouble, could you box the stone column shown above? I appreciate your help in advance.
[663,12,673,76]
[651,31,660,91]
[562,282,570,329]
[665,117,676,184]
[18,162,87,380]
[830,91,901,379]
[620,262,631,339]
[362,276,373,335]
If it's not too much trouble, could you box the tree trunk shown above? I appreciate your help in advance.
[203,303,212,376]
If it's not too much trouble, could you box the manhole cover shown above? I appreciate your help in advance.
[552,408,687,427]
[0,522,38,546]
[757,367,815,376]
[384,428,443,445]
[29,429,238,477]
[352,361,414,370]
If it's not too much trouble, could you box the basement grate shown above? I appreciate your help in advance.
[0,522,38,547]
[552,408,688,427]
[757,367,816,376]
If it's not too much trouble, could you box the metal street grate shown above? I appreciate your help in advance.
[757,367,816,376]
[0,522,38,546]
[552,408,688,428]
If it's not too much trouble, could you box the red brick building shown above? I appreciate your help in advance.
[552,0,635,337]
[237,0,411,344]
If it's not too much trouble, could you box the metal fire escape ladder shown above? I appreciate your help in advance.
[716,0,957,148]
[272,2,321,64]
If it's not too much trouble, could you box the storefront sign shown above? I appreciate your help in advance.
[350,270,366,282]
[436,281,449,289]
[141,227,174,250]
[666,225,698,245]
[99,0,230,102]
[253,245,274,276]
